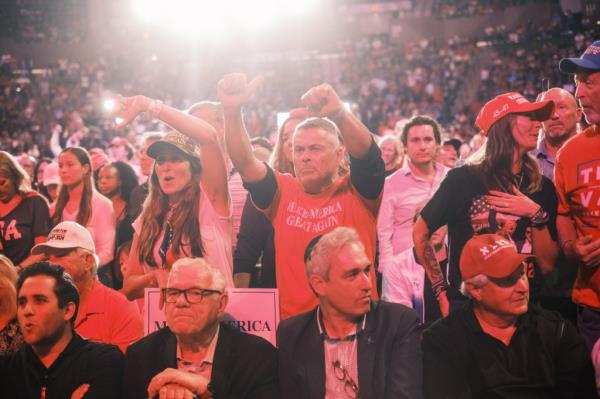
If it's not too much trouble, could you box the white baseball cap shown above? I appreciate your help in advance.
[42,162,60,186]
[31,221,96,255]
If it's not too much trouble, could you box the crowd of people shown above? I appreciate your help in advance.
[0,34,599,396]
[0,2,599,397]
[0,1,593,162]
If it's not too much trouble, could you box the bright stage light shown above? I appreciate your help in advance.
[131,0,163,24]
[103,99,116,112]
[131,0,317,36]
[287,0,318,16]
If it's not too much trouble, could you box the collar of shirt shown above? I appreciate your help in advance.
[74,280,106,328]
[399,160,446,181]
[532,139,554,164]
[463,302,532,337]
[316,306,367,342]
[176,324,220,370]
[26,332,85,374]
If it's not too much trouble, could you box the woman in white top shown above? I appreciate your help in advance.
[118,95,232,300]
[52,147,116,268]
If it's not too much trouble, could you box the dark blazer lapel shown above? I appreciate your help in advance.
[358,302,377,398]
[302,310,326,398]
[161,329,178,370]
[208,323,234,394]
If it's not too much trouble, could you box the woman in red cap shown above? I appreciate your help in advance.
[115,95,232,300]
[413,92,560,319]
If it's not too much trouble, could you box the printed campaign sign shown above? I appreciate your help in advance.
[144,288,280,346]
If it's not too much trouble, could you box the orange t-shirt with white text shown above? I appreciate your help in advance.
[555,125,600,309]
[264,172,380,319]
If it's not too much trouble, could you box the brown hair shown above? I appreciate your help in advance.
[270,116,304,175]
[52,147,94,226]
[468,115,542,194]
[137,154,204,267]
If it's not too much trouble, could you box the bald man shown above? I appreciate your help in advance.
[533,88,581,181]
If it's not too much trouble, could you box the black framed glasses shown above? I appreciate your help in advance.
[332,360,360,399]
[162,288,223,304]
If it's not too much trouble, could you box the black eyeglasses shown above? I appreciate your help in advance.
[332,360,360,399]
[162,288,222,304]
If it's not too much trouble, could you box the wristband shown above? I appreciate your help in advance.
[529,207,549,227]
[432,280,449,300]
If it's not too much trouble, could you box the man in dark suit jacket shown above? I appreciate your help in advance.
[277,227,423,399]
[123,257,279,399]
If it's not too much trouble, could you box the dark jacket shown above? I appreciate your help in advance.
[277,301,423,399]
[422,303,596,399]
[123,322,280,399]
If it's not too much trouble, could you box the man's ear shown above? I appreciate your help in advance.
[63,301,77,323]
[309,274,326,297]
[465,282,482,302]
[217,293,229,318]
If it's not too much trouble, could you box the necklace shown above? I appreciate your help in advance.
[514,171,524,191]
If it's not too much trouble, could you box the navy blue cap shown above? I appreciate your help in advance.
[559,40,600,73]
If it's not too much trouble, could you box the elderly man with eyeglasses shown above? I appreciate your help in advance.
[422,234,595,398]
[123,257,279,399]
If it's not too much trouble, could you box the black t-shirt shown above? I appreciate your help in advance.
[0,193,50,265]
[0,333,123,399]
[420,165,558,303]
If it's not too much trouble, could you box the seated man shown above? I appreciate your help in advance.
[277,227,422,399]
[0,262,124,398]
[422,234,596,399]
[123,257,279,398]
[31,221,142,352]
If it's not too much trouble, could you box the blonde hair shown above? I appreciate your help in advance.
[0,151,31,194]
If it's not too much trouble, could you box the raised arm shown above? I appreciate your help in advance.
[293,84,373,158]
[217,74,268,183]
[115,95,229,216]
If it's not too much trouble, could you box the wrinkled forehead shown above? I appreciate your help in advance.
[293,126,340,148]
[168,265,212,289]
[541,88,577,108]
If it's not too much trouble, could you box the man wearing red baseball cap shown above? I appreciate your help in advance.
[413,91,559,318]
[554,40,600,351]
[422,234,595,398]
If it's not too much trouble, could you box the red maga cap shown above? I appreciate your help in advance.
[475,92,554,136]
[459,234,530,281]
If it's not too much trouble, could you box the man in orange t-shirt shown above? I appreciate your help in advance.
[219,74,385,319]
[31,221,143,352]
[556,41,600,349]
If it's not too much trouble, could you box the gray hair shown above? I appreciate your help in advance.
[305,227,364,281]
[460,274,489,299]
[296,117,342,148]
[171,257,227,292]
